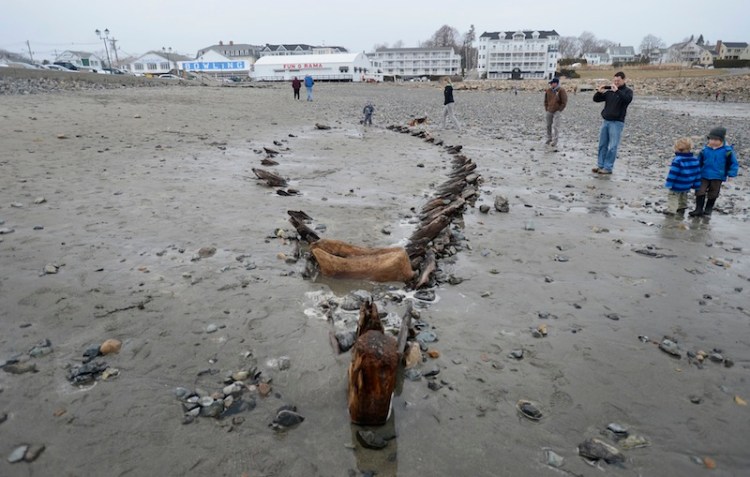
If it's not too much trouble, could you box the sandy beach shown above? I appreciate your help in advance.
[1,76,749,476]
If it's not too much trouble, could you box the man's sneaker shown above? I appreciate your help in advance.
[597,169,612,175]
[591,167,600,173]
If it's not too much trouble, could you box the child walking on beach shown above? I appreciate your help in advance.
[688,127,739,218]
[361,103,374,126]
[664,137,701,216]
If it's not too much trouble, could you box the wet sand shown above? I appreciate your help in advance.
[1,82,749,476]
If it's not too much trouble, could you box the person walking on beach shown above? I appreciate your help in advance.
[663,137,701,216]
[544,77,567,147]
[291,77,302,100]
[304,74,314,101]
[591,71,633,175]
[440,77,460,130]
[361,102,375,126]
[688,126,739,218]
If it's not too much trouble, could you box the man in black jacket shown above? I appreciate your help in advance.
[592,71,633,174]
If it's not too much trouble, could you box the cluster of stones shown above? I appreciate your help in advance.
[66,339,122,385]
[173,361,299,428]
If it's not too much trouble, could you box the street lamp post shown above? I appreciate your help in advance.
[95,28,112,72]
[162,47,172,75]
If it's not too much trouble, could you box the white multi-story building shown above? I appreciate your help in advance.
[477,30,560,80]
[366,47,460,79]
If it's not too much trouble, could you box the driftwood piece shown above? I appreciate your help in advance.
[414,251,436,289]
[396,302,413,359]
[260,158,279,166]
[263,147,279,156]
[407,116,428,127]
[409,215,450,243]
[251,167,287,187]
[289,216,320,243]
[421,198,465,224]
[310,239,414,282]
[287,210,313,223]
[348,301,398,425]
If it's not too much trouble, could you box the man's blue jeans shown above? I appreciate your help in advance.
[597,120,624,171]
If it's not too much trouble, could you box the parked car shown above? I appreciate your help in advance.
[159,74,182,80]
[53,61,79,71]
[46,64,77,72]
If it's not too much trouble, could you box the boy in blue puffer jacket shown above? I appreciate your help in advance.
[664,137,701,216]
[689,127,740,217]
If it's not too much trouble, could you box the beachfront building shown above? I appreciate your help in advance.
[251,52,377,82]
[54,51,106,72]
[259,44,348,57]
[477,30,560,80]
[124,50,192,76]
[716,41,750,60]
[196,41,263,63]
[180,49,251,78]
[366,47,461,80]
[582,52,609,66]
[606,46,636,64]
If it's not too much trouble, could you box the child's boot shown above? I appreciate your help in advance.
[688,195,706,217]
[703,198,716,216]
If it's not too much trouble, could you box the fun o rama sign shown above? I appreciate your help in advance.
[282,63,324,70]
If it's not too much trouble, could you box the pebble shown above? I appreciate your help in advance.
[658,339,681,358]
[544,449,564,468]
[357,430,388,449]
[206,324,218,333]
[99,339,122,355]
[24,444,45,462]
[34,197,46,204]
[43,264,59,274]
[7,445,28,463]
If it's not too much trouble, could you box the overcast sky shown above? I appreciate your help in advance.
[1,0,748,62]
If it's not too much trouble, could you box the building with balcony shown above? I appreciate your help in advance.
[477,30,560,80]
[259,44,348,57]
[366,47,460,80]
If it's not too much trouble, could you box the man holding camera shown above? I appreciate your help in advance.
[592,71,633,174]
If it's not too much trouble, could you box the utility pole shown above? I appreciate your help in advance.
[26,40,34,63]
[110,38,120,65]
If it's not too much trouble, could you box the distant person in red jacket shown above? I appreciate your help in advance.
[291,77,302,100]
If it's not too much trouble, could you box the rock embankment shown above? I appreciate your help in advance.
[0,68,194,95]
[455,73,750,102]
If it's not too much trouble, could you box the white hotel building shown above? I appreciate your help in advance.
[477,30,560,80]
[366,47,461,80]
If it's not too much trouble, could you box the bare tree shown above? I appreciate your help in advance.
[558,36,581,58]
[578,31,599,54]
[639,34,665,55]
[392,40,405,49]
[425,25,460,49]
[461,25,476,72]
[372,42,389,52]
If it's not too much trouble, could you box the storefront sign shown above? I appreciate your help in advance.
[282,63,323,70]
[182,61,246,71]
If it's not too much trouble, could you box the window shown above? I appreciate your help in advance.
[147,63,157,70]
[341,66,349,73]
[160,62,169,69]
[134,63,144,71]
